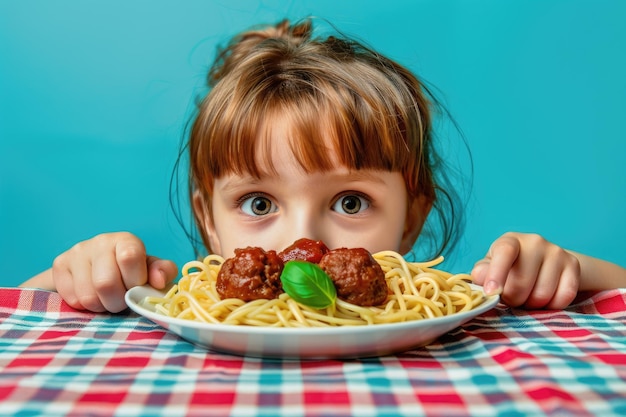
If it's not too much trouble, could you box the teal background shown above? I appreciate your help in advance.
[1,0,625,287]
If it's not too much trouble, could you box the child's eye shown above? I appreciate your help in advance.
[332,194,370,215]
[240,194,278,216]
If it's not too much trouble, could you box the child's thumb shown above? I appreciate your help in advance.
[471,260,489,285]
[146,257,178,289]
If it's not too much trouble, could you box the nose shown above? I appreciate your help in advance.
[275,206,323,250]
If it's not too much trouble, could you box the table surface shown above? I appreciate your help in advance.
[1,287,625,417]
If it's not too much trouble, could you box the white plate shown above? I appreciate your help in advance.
[125,284,499,359]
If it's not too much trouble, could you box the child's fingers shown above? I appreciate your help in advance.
[52,255,84,310]
[51,241,109,312]
[50,232,157,313]
[545,255,581,310]
[91,249,129,313]
[470,261,489,285]
[146,257,178,289]
[114,233,149,290]
[70,258,108,313]
[524,256,562,309]
[474,233,583,309]
[523,246,580,310]
[480,234,522,296]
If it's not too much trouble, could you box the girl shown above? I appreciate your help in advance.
[20,19,626,313]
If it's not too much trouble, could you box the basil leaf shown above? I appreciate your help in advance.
[280,261,337,309]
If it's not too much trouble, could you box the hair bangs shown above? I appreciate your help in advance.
[198,80,414,185]
[259,76,417,178]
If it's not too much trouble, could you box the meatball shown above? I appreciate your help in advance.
[216,247,284,301]
[318,247,388,306]
[278,238,330,264]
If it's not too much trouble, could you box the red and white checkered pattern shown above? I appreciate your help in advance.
[1,287,625,416]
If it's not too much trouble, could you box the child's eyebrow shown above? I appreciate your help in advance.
[217,176,262,192]
[320,170,390,187]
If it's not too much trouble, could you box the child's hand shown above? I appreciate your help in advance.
[51,232,178,313]
[471,232,581,309]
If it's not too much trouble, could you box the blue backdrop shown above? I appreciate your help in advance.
[1,0,625,287]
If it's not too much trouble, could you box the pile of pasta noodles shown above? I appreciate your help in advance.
[142,251,488,327]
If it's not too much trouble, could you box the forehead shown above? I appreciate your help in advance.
[253,114,342,177]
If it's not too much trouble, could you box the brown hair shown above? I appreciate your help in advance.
[179,18,465,259]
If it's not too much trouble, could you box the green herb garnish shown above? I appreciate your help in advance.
[280,261,337,309]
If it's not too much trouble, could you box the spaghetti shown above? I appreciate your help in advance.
[142,251,489,327]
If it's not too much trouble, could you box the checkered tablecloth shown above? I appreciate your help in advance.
[1,287,625,417]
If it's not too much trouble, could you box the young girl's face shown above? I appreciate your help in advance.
[200,124,414,258]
